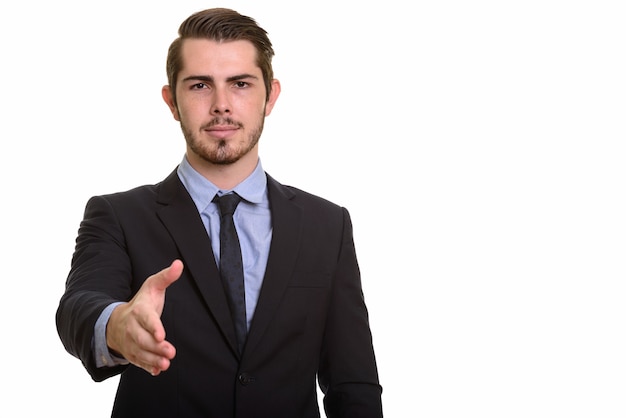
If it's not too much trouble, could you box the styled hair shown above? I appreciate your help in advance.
[166,8,275,104]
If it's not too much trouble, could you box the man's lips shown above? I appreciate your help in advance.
[204,125,239,139]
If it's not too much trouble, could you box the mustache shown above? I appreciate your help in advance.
[202,117,244,129]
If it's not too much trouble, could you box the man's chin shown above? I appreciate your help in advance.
[203,150,242,165]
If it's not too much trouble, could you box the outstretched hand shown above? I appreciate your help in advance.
[106,259,184,376]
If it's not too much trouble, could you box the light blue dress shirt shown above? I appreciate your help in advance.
[94,156,272,367]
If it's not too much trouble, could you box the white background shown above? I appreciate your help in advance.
[1,1,625,417]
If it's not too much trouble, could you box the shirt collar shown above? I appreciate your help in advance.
[177,155,267,214]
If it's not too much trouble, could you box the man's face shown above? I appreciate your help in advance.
[163,38,279,166]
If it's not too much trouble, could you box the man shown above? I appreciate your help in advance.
[56,7,382,417]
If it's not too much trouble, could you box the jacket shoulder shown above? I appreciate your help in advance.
[266,173,344,213]
[88,168,181,206]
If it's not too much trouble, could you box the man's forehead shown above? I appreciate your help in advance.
[180,38,257,57]
[179,38,259,73]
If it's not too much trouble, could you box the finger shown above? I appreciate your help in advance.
[142,329,174,356]
[126,330,176,371]
[136,351,172,376]
[137,310,168,343]
[140,347,176,376]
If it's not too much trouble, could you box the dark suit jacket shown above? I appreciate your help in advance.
[56,168,382,417]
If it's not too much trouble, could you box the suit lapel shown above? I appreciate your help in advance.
[155,169,240,355]
[245,175,301,354]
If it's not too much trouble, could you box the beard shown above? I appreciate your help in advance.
[181,114,265,165]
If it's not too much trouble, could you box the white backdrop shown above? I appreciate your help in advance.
[1,1,625,417]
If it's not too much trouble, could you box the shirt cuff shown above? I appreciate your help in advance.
[94,301,130,368]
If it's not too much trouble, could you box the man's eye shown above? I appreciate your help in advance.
[234,81,248,88]
[192,83,207,89]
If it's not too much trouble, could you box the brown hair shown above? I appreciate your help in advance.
[166,8,275,105]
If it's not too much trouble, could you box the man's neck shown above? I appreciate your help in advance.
[186,151,259,190]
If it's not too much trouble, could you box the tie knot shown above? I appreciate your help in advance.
[214,193,242,216]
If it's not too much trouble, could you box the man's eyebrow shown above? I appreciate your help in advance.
[181,75,214,83]
[226,73,259,83]
[181,74,259,83]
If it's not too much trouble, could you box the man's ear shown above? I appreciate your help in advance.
[162,85,180,121]
[264,79,281,117]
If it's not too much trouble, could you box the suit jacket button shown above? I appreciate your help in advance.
[238,373,255,386]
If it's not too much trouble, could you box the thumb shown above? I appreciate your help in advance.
[149,259,184,293]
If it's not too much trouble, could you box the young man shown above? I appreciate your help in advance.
[56,8,383,417]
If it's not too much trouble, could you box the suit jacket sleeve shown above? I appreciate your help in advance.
[318,207,383,417]
[56,194,134,382]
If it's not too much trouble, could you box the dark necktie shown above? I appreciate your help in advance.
[214,193,247,354]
